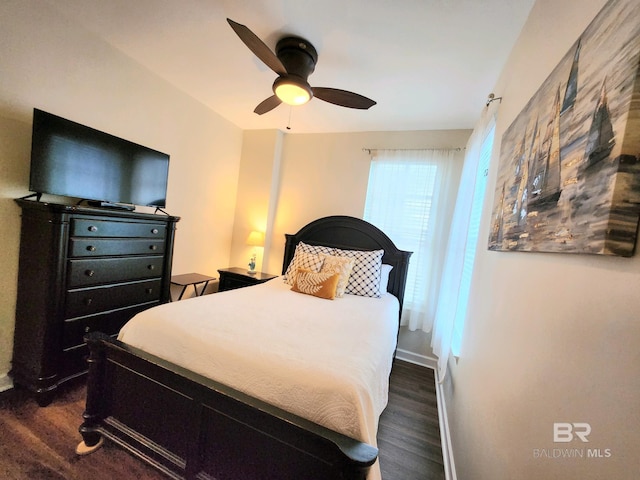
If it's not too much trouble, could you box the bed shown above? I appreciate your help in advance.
[77,215,412,480]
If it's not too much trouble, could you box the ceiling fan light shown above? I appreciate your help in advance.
[273,77,312,105]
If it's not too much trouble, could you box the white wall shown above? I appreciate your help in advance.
[229,129,284,274]
[444,0,640,478]
[0,0,243,382]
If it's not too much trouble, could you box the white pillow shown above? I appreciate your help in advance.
[379,264,393,294]
[283,242,333,285]
[333,248,384,297]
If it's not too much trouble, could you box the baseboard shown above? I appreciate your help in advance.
[434,369,457,480]
[395,348,437,369]
[0,373,14,392]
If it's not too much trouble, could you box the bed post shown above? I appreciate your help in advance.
[76,332,108,455]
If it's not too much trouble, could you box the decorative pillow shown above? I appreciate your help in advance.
[291,268,340,300]
[283,242,334,284]
[333,248,384,297]
[319,254,355,297]
[379,264,393,294]
[298,241,335,256]
[283,251,324,285]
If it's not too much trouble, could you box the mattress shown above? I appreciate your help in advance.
[118,277,399,478]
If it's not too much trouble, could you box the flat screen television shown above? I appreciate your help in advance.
[29,108,170,209]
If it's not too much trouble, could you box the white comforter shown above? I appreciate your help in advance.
[118,277,399,479]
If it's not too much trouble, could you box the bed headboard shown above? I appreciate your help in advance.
[283,216,412,315]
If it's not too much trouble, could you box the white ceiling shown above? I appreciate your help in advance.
[46,0,535,133]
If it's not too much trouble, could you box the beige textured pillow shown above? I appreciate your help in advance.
[291,268,340,300]
[319,254,355,297]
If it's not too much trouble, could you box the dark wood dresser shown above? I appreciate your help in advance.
[11,199,180,405]
[217,267,278,292]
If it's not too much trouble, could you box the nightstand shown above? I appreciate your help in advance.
[217,267,278,292]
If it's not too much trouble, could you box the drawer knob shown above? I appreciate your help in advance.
[84,298,93,306]
[84,326,90,333]
[149,245,157,251]
[147,265,155,271]
[85,269,95,277]
[86,245,96,252]
[145,288,154,294]
[88,225,98,233]
[151,228,159,234]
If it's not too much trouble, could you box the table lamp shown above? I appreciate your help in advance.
[246,230,265,274]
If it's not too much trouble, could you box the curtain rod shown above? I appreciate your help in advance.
[362,147,464,154]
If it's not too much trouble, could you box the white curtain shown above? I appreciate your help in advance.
[364,148,460,332]
[431,114,496,380]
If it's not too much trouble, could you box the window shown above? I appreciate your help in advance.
[451,124,494,355]
[364,148,460,332]
[431,118,496,379]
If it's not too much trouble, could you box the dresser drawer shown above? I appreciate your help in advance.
[68,256,164,287]
[69,238,166,257]
[72,218,167,239]
[65,278,162,318]
[62,302,159,350]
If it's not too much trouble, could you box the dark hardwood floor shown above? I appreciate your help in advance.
[378,360,445,480]
[0,360,443,479]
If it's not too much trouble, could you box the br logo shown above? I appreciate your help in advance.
[553,423,591,443]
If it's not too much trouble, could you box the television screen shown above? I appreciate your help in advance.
[29,109,170,208]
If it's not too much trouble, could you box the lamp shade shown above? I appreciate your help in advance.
[246,230,265,247]
[273,76,312,105]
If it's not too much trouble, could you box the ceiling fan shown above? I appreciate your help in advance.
[227,19,376,115]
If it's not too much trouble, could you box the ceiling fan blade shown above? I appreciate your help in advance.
[312,87,376,109]
[227,18,287,76]
[254,95,282,115]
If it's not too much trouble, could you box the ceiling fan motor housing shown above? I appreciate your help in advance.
[276,36,318,81]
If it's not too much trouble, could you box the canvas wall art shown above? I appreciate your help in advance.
[488,0,640,256]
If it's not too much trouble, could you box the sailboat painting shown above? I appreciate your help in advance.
[488,0,640,256]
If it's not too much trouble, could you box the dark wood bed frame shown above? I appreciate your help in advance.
[77,215,412,480]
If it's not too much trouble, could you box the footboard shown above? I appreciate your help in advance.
[77,332,377,480]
